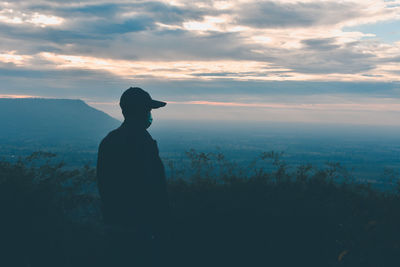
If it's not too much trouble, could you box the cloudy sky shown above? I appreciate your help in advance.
[0,0,399,125]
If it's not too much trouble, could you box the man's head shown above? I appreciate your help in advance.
[120,87,166,127]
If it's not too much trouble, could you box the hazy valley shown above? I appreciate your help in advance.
[1,98,399,187]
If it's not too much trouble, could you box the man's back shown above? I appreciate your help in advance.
[97,122,169,230]
[96,87,169,266]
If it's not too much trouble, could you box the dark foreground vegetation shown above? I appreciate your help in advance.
[0,150,399,267]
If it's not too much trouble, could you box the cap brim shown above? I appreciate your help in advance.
[150,99,167,109]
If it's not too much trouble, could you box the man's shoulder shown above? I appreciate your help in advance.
[99,127,154,148]
[99,128,124,149]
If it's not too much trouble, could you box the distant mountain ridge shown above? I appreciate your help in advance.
[0,98,120,145]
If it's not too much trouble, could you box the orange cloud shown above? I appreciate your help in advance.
[168,100,400,112]
[0,94,37,98]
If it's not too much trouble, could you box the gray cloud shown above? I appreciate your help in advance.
[0,0,399,109]
[140,79,400,99]
[0,66,130,99]
[0,1,218,58]
[236,1,363,28]
[9,1,210,26]
[251,38,379,75]
[301,38,340,51]
[130,1,209,24]
[0,0,388,69]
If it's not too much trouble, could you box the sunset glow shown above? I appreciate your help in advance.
[1,0,399,125]
[0,94,37,98]
[168,101,400,112]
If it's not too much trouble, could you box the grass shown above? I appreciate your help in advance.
[0,150,399,267]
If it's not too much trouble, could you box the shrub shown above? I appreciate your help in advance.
[0,150,399,267]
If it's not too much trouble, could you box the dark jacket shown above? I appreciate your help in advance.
[96,122,169,232]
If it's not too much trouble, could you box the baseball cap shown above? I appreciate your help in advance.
[119,87,166,111]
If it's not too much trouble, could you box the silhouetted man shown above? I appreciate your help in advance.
[96,87,169,266]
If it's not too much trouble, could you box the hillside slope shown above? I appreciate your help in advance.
[0,98,120,145]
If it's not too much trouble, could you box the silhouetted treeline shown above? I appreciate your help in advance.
[0,150,399,267]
